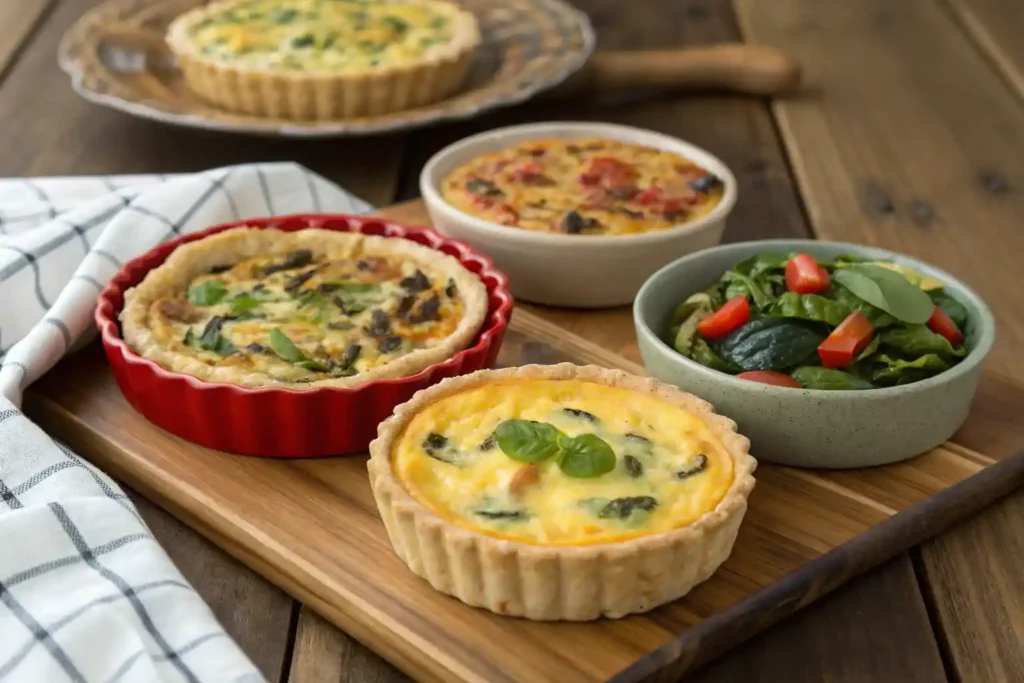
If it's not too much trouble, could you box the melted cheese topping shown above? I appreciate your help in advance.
[187,0,459,71]
[440,137,725,236]
[149,248,464,384]
[393,379,735,545]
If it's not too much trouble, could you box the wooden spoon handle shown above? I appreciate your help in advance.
[567,43,801,96]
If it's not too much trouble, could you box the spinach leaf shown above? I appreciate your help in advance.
[879,325,965,359]
[188,280,228,306]
[669,292,714,355]
[856,334,880,362]
[722,270,773,309]
[714,318,826,371]
[268,328,327,372]
[494,419,563,463]
[733,253,790,278]
[834,265,934,324]
[558,433,617,478]
[791,367,874,390]
[689,339,742,373]
[229,293,262,317]
[197,316,235,355]
[863,353,949,386]
[770,292,852,326]
[928,290,969,330]
[832,285,896,327]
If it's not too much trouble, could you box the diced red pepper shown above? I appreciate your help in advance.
[818,311,874,368]
[662,194,698,214]
[579,157,638,188]
[697,296,750,340]
[785,254,830,295]
[494,204,519,226]
[637,187,662,205]
[737,371,802,388]
[927,306,965,345]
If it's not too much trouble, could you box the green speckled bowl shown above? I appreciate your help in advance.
[633,239,996,469]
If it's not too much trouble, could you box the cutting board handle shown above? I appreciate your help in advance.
[579,43,801,96]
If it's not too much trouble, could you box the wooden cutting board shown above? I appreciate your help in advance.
[23,201,1024,683]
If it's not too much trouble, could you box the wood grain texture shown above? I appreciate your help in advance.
[944,0,1024,103]
[130,492,296,682]
[732,1,1024,679]
[0,0,56,82]
[0,0,405,205]
[290,610,409,683]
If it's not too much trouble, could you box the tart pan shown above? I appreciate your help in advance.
[95,213,513,457]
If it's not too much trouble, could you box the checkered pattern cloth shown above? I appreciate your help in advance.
[0,163,373,682]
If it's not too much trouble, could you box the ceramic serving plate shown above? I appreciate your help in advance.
[633,239,996,468]
[58,0,594,137]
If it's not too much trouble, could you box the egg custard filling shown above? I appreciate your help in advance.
[394,379,736,545]
[178,0,471,72]
[369,365,756,620]
[120,227,488,389]
[440,137,727,236]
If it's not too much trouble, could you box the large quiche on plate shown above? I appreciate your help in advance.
[120,226,489,389]
[368,363,756,620]
[165,0,481,120]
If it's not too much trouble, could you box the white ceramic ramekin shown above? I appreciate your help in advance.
[420,121,738,308]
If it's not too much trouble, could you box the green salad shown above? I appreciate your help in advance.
[667,252,970,390]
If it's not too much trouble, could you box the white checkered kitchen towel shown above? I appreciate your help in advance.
[0,162,373,682]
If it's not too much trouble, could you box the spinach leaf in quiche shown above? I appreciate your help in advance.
[597,496,658,520]
[197,316,236,355]
[188,280,228,306]
[268,328,327,372]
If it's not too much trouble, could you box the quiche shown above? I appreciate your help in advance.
[119,227,489,389]
[165,0,481,120]
[368,363,756,620]
[440,137,726,236]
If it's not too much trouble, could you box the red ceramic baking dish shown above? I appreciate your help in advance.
[95,213,514,457]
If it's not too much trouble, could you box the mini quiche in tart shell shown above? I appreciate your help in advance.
[165,0,481,120]
[120,226,489,389]
[439,137,725,236]
[368,363,756,620]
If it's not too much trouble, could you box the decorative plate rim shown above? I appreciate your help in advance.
[57,0,596,138]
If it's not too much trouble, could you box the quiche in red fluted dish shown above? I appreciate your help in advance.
[439,137,725,236]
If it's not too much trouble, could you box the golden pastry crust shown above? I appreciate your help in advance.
[368,363,757,620]
[165,0,481,120]
[120,226,489,389]
[440,137,725,235]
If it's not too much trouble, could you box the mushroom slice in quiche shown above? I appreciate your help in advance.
[120,227,489,389]
[368,363,756,620]
[165,0,481,120]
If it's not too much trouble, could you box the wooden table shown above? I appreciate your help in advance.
[3,0,1024,681]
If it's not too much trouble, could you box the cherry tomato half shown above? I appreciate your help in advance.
[737,371,802,388]
[785,254,830,295]
[927,306,965,345]
[818,311,875,368]
[697,296,751,340]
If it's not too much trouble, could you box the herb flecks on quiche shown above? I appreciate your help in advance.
[440,137,726,236]
[120,227,488,389]
[368,364,757,620]
[165,0,480,119]
[393,378,735,544]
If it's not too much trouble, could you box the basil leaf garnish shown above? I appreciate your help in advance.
[494,419,562,463]
[188,280,228,306]
[557,433,616,478]
[834,265,933,324]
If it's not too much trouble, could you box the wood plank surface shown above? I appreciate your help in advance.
[945,0,1024,102]
[0,0,56,82]
[733,1,1024,680]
